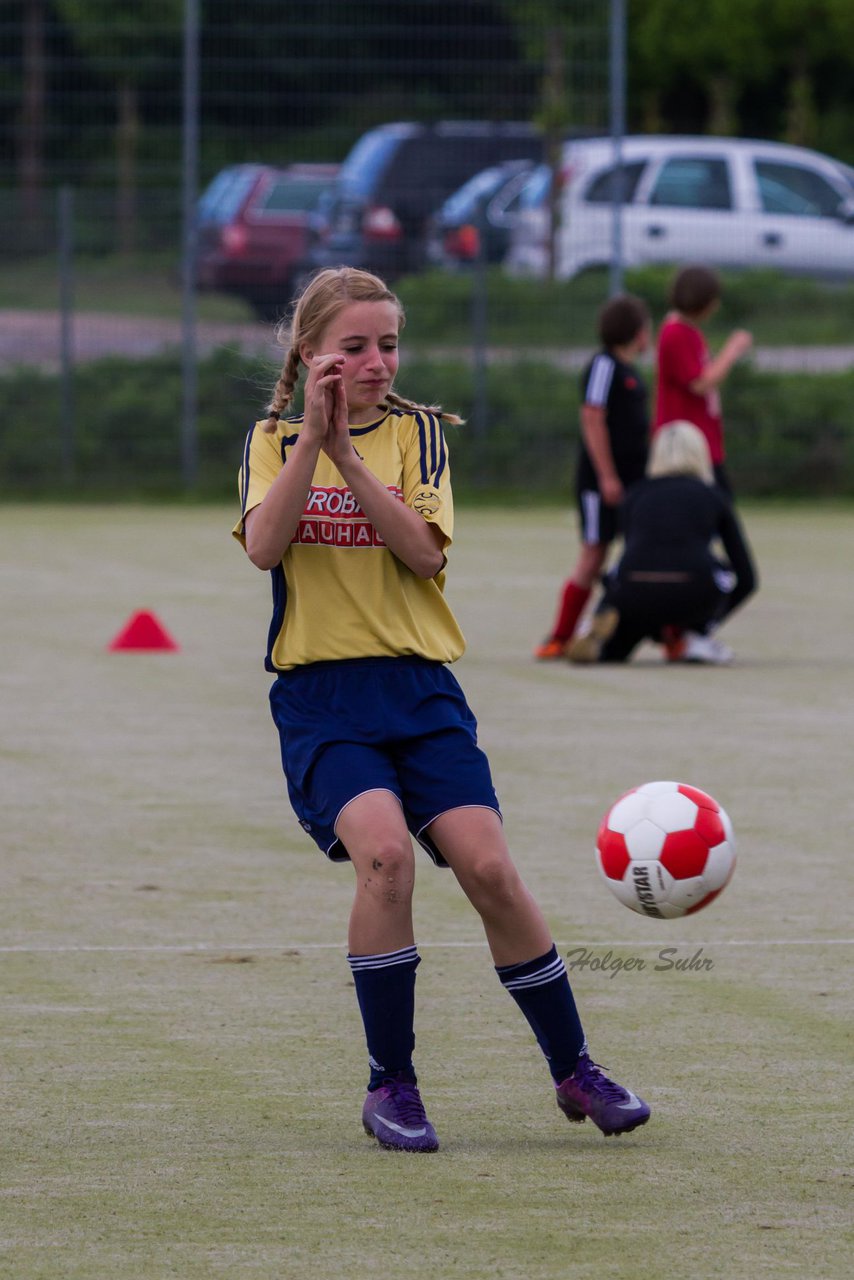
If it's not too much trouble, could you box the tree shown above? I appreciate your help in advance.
[761,0,854,147]
[54,0,182,252]
[18,0,47,242]
[628,0,854,156]
[499,1,609,278]
[630,0,771,137]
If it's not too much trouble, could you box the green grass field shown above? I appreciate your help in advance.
[2,503,852,1279]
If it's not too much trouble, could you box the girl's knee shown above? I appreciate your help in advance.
[352,838,415,906]
[463,854,522,912]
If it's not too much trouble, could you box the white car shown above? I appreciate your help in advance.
[505,135,854,280]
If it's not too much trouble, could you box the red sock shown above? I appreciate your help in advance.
[552,581,591,643]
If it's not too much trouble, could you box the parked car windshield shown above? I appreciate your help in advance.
[198,168,258,223]
[257,174,335,214]
[440,166,512,220]
[337,131,402,198]
[518,164,551,208]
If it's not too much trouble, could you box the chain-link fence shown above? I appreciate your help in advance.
[2,2,854,498]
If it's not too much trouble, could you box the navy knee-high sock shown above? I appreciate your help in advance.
[348,945,420,1090]
[496,943,585,1083]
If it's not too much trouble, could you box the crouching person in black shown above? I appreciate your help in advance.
[567,420,757,665]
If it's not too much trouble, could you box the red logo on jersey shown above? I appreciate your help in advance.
[293,485,403,548]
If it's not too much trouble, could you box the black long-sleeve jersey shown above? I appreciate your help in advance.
[618,474,756,616]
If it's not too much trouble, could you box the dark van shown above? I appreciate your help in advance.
[309,121,545,279]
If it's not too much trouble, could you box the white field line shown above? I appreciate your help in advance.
[0,939,852,953]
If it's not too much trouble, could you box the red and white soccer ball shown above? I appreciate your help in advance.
[596,781,736,919]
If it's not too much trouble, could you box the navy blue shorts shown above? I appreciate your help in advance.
[268,656,501,866]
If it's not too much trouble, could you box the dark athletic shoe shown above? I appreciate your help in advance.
[362,1074,439,1152]
[556,1052,650,1136]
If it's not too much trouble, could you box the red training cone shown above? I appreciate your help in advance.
[108,609,180,652]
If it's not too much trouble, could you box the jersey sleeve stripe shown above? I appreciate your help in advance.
[585,354,615,406]
[415,411,447,486]
[263,563,287,674]
[239,422,256,515]
[417,412,435,486]
[415,411,430,484]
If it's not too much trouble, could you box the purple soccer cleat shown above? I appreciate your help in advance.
[362,1074,439,1152]
[556,1052,650,1136]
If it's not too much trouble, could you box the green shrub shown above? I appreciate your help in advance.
[725,365,854,494]
[397,268,615,349]
[1,349,853,500]
[396,266,854,349]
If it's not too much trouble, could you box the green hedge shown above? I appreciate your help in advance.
[397,266,854,349]
[1,347,853,500]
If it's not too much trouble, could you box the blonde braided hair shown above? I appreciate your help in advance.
[262,266,463,432]
[263,347,301,432]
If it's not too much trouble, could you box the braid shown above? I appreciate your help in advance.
[384,388,464,427]
[263,347,301,433]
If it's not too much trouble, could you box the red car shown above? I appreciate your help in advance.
[196,162,339,320]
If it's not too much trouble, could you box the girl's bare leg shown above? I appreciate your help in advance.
[427,806,552,965]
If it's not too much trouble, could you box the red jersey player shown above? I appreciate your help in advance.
[654,264,752,494]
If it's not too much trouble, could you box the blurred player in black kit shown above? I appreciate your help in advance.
[567,420,757,665]
[535,294,651,660]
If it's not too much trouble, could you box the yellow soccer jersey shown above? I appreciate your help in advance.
[233,408,466,671]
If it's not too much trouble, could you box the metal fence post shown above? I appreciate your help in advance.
[180,0,201,490]
[609,0,626,297]
[470,201,489,460]
[58,185,75,482]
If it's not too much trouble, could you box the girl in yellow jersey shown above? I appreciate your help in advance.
[234,267,649,1152]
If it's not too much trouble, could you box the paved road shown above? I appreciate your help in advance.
[2,309,853,374]
[0,309,280,370]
